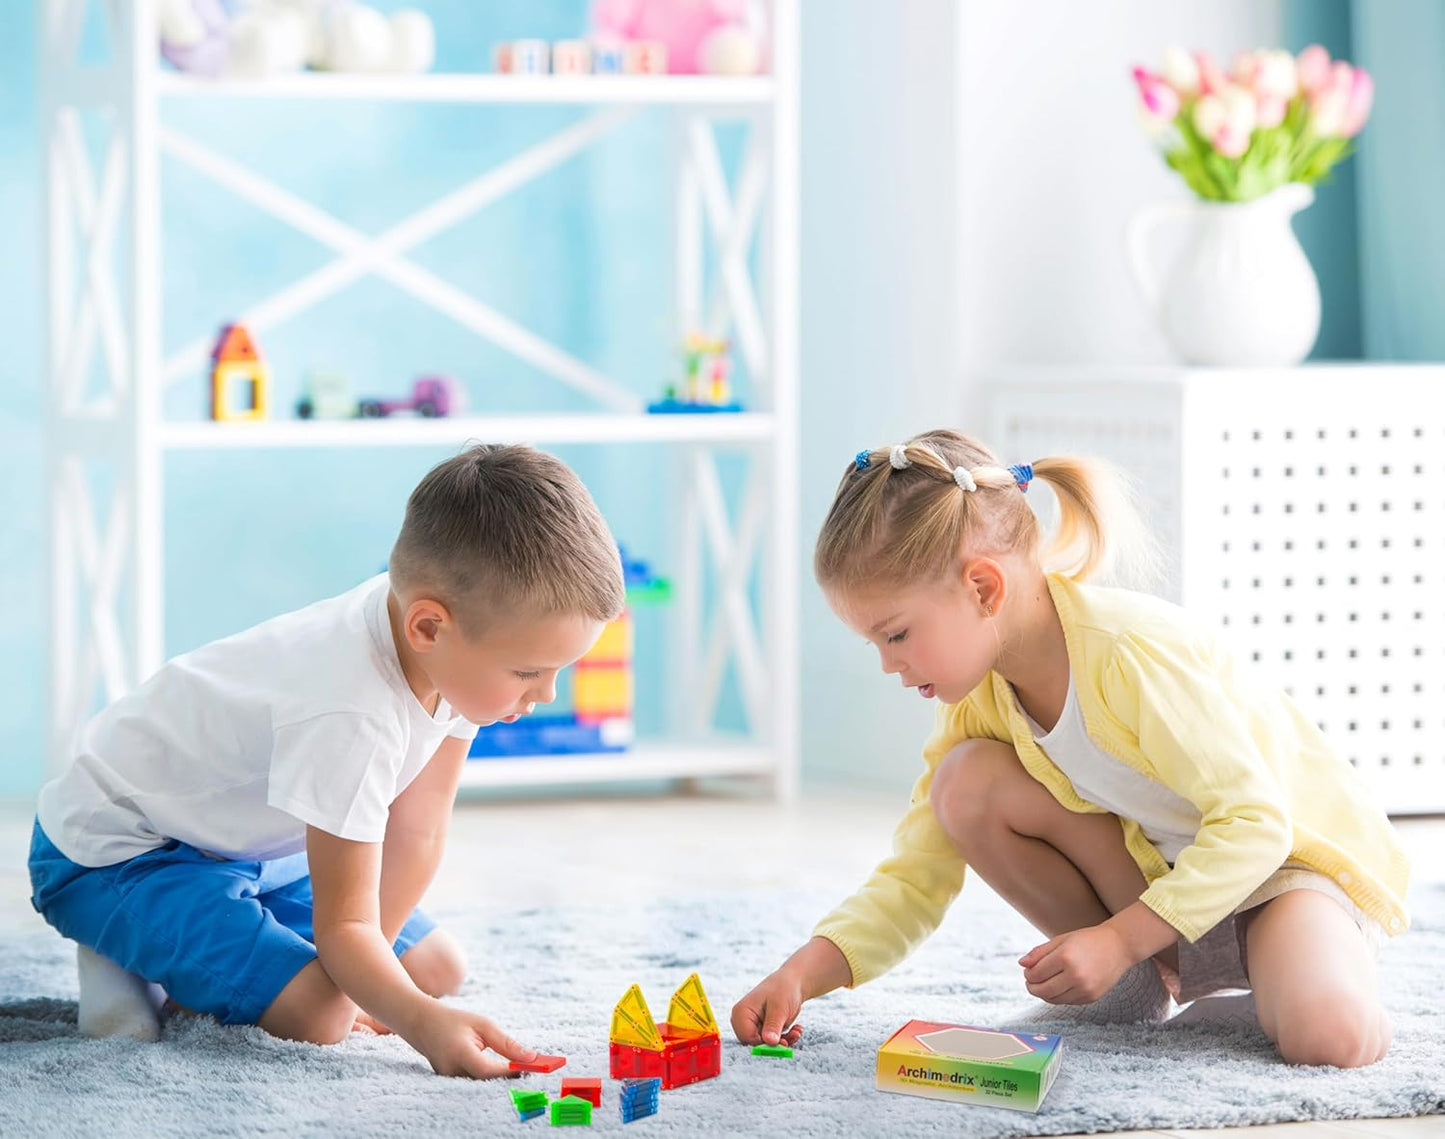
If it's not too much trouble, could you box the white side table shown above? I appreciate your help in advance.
[986,363,1445,815]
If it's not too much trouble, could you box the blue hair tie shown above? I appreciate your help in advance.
[1009,463,1033,491]
[854,449,872,471]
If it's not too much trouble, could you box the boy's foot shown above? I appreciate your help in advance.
[1171,991,1259,1030]
[352,1011,393,1036]
[1009,957,1175,1027]
[76,945,165,1042]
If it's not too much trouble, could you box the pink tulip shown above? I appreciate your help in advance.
[1232,49,1261,87]
[1309,61,1355,136]
[1195,50,1229,96]
[1296,44,1331,96]
[1133,66,1180,122]
[1256,95,1288,129]
[1213,121,1251,158]
[1342,67,1374,136]
[1194,88,1256,158]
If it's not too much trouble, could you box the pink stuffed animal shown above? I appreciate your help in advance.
[591,0,764,75]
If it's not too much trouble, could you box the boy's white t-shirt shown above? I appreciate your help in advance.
[1021,677,1201,864]
[37,574,478,868]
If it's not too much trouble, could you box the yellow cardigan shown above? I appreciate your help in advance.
[813,573,1411,989]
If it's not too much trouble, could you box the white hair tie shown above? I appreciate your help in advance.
[889,444,911,470]
[953,466,977,492]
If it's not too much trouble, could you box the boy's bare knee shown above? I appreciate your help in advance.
[267,998,356,1046]
[402,928,468,998]
[259,961,357,1046]
[930,739,1022,846]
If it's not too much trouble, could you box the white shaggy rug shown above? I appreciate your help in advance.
[2,882,1443,1137]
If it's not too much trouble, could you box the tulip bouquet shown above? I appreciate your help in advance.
[1132,45,1373,202]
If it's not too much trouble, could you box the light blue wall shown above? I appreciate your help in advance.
[1284,0,1362,361]
[0,3,42,797]
[1350,0,1445,359]
[0,0,751,796]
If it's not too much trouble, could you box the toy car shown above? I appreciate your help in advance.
[295,373,357,420]
[357,375,464,418]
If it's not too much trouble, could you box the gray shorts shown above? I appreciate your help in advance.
[1174,862,1385,1003]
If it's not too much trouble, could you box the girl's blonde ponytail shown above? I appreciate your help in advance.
[1032,455,1161,588]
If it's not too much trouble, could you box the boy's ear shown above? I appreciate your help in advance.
[404,597,454,652]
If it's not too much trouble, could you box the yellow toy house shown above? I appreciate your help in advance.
[210,323,270,422]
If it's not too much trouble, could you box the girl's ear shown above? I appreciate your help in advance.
[961,557,1006,617]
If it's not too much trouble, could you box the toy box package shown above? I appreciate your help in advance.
[876,1020,1062,1113]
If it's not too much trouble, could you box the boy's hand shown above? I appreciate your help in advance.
[730,970,806,1048]
[1018,924,1135,1004]
[412,1006,538,1079]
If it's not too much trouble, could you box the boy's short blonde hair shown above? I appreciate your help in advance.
[389,444,625,632]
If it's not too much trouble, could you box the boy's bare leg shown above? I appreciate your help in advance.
[261,927,468,1043]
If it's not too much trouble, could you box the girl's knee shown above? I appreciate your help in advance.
[1275,993,1389,1068]
[403,928,468,998]
[930,739,1023,841]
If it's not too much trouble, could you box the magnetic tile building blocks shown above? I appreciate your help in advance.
[619,1078,661,1123]
[609,973,721,1090]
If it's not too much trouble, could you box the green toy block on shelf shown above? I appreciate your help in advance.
[549,1095,593,1126]
[751,1044,794,1059]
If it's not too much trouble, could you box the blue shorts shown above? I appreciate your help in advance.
[27,819,436,1026]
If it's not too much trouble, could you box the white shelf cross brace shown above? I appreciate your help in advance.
[157,109,643,412]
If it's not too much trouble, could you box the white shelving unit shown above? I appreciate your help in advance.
[42,0,800,798]
[986,363,1445,815]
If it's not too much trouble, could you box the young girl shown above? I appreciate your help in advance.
[732,429,1410,1069]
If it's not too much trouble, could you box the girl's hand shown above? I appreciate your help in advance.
[730,970,806,1048]
[1018,924,1136,1005]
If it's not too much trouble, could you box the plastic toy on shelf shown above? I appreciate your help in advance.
[210,322,271,422]
[590,0,766,75]
[609,973,721,1090]
[356,374,463,418]
[294,372,356,419]
[648,332,742,414]
[158,0,436,78]
[468,548,671,760]
[491,36,665,75]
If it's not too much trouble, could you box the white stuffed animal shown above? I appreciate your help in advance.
[275,0,435,73]
[158,0,434,78]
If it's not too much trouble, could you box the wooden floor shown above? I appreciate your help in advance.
[2,791,1441,1137]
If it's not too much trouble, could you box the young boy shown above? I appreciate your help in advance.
[29,443,623,1078]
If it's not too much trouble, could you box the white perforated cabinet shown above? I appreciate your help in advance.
[987,364,1445,815]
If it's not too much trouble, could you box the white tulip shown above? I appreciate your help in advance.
[1220,83,1258,135]
[1193,93,1227,139]
[1161,45,1199,95]
[1255,50,1298,100]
